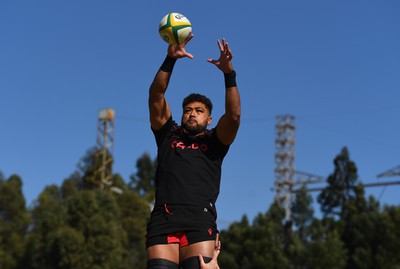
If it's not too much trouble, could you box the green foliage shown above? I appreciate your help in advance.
[1,145,400,268]
[0,174,30,269]
[318,147,359,217]
[292,185,314,243]
[219,147,399,268]
[116,191,150,268]
[3,148,152,269]
[306,226,347,269]
[129,152,157,202]
[374,205,400,267]
[220,204,290,269]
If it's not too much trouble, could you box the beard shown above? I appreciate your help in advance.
[181,119,207,135]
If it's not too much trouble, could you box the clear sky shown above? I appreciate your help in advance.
[1,1,400,229]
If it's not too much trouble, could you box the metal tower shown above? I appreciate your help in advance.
[274,115,325,223]
[273,115,400,224]
[274,115,296,222]
[93,108,115,190]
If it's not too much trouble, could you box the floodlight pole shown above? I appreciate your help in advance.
[94,109,115,190]
[274,115,325,224]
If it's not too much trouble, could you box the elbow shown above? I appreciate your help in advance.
[235,114,241,126]
[230,110,241,126]
[233,109,241,121]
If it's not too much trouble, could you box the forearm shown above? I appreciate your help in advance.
[148,56,177,129]
[216,70,241,145]
[224,71,241,122]
[149,56,177,97]
[149,69,171,99]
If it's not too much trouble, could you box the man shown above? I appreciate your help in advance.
[146,33,240,269]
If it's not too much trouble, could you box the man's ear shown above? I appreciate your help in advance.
[207,116,212,126]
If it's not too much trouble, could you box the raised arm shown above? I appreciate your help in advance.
[149,34,194,130]
[208,39,241,145]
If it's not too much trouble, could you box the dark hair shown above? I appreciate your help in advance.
[182,93,213,114]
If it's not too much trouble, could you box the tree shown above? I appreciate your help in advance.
[318,147,359,218]
[306,219,347,269]
[116,191,150,268]
[219,215,250,269]
[129,152,157,202]
[26,186,131,269]
[374,205,400,267]
[219,202,290,269]
[340,187,400,269]
[0,174,30,269]
[24,185,69,269]
[292,185,314,242]
[76,147,98,190]
[285,186,315,268]
[22,148,154,269]
[65,191,128,269]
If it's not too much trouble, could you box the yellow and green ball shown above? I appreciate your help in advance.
[159,13,192,45]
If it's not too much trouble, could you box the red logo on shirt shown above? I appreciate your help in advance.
[171,141,208,152]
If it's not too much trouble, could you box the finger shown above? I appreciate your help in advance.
[198,254,205,265]
[222,38,227,49]
[184,33,194,44]
[213,248,221,260]
[217,39,223,52]
[225,42,232,54]
[185,52,194,59]
[215,233,220,248]
[215,246,221,259]
[207,59,218,64]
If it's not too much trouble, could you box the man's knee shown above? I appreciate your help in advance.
[147,258,179,269]
[181,256,212,269]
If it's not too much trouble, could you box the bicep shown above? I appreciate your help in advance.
[216,114,240,145]
[149,92,171,130]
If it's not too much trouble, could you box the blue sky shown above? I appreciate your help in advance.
[1,1,399,229]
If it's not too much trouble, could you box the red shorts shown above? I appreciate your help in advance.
[146,204,218,248]
[167,231,189,248]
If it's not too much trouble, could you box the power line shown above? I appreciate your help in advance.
[296,104,400,120]
[232,104,400,124]
[115,115,147,122]
[298,117,400,153]
[292,180,400,193]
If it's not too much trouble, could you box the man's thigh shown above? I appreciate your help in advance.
[147,243,180,264]
[179,240,215,263]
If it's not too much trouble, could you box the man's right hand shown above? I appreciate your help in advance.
[167,33,194,59]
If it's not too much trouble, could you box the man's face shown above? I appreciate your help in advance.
[181,101,212,135]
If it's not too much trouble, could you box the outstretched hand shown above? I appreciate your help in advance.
[207,38,233,73]
[199,234,221,269]
[168,33,194,59]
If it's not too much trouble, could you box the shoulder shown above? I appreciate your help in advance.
[205,128,230,150]
[152,117,179,144]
